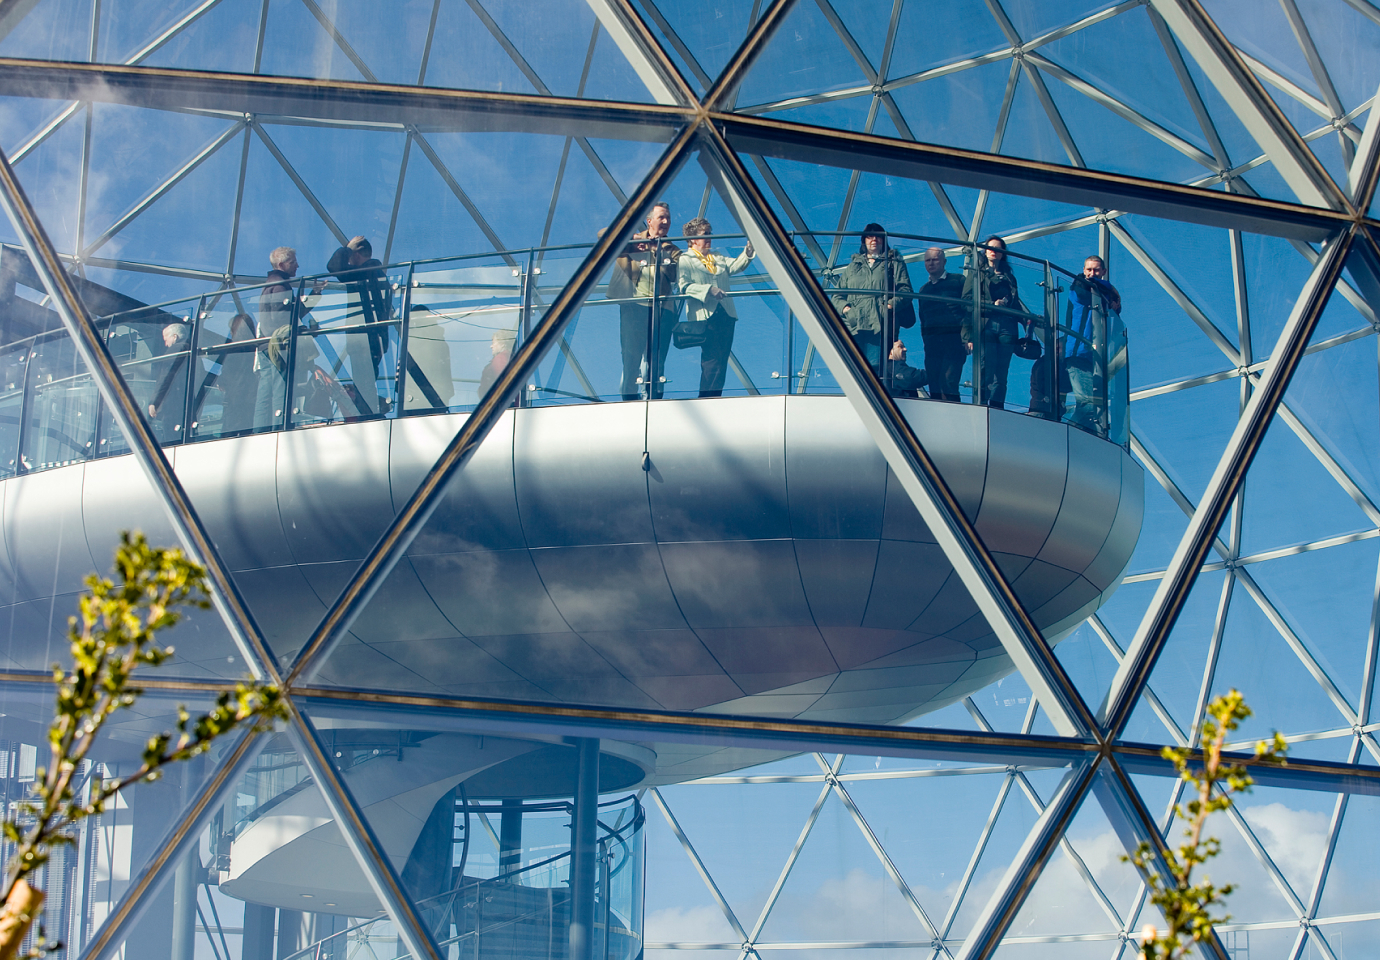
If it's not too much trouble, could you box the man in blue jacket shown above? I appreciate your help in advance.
[1064,254,1121,432]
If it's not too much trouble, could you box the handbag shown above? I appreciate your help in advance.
[672,319,709,349]
[1014,336,1043,360]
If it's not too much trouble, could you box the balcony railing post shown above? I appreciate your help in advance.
[395,263,415,417]
[10,336,33,474]
[1042,262,1058,423]
[518,249,536,408]
[180,298,206,442]
[282,277,303,430]
[969,241,983,407]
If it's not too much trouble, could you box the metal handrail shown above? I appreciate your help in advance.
[0,232,1129,481]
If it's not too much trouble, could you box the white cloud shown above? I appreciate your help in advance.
[646,904,738,943]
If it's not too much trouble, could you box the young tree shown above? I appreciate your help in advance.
[1130,690,1288,960]
[0,533,288,960]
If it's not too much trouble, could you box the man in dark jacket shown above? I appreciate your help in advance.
[328,235,393,416]
[915,246,966,402]
[829,223,914,388]
[146,323,191,439]
[607,202,681,400]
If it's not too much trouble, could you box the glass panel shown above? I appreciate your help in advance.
[0,342,29,479]
[20,331,96,471]
[97,304,197,454]
[0,681,266,959]
[289,261,406,427]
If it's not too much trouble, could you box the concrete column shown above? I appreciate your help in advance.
[170,850,200,960]
[499,799,523,878]
[568,739,599,960]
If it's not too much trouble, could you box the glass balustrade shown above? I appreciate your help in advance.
[0,232,1129,482]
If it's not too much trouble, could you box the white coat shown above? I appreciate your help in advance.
[676,246,754,324]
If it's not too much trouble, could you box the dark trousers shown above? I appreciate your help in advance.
[978,339,1015,410]
[921,327,965,402]
[697,308,736,397]
[620,303,676,400]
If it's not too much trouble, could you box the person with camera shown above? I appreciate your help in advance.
[608,202,682,400]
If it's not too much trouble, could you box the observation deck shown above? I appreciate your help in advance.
[0,232,1140,749]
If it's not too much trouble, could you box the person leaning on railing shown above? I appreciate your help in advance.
[829,223,914,379]
[676,218,754,398]
[1064,254,1120,432]
[327,235,392,416]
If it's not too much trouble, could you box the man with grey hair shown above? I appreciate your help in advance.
[608,202,681,400]
[254,245,324,430]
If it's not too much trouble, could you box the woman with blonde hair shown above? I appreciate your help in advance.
[675,218,754,398]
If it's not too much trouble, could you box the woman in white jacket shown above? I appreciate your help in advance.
[675,218,755,397]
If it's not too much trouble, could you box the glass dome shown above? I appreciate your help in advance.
[0,1,1376,959]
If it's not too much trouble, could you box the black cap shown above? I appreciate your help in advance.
[862,222,886,235]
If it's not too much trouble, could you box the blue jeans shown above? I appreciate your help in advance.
[1065,356,1103,432]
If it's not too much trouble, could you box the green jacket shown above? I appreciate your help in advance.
[830,249,913,336]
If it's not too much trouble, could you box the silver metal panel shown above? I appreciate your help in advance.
[175,433,294,570]
[0,397,1141,734]
[658,539,813,628]
[579,628,734,689]
[529,544,688,632]
[230,564,329,663]
[1038,427,1125,575]
[81,453,178,564]
[877,403,991,543]
[861,540,950,631]
[648,396,790,542]
[310,636,447,693]
[693,623,839,696]
[784,396,886,539]
[915,573,986,642]
[629,671,748,712]
[515,403,654,547]
[899,399,990,519]
[1008,559,1081,613]
[1031,575,1103,630]
[793,539,879,628]
[879,464,937,543]
[364,633,543,697]
[410,549,570,636]
[465,632,629,685]
[277,419,394,564]
[825,658,973,693]
[0,594,78,669]
[2,466,95,603]
[392,412,524,555]
[977,411,1069,557]
[1084,455,1146,590]
[845,633,977,671]
[0,485,13,592]
[297,559,459,644]
[535,676,663,708]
